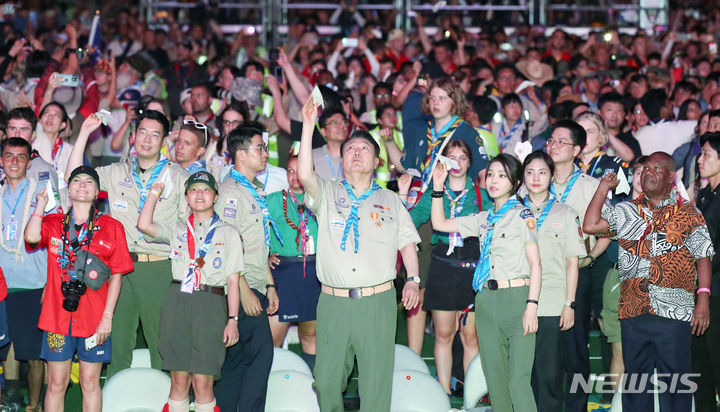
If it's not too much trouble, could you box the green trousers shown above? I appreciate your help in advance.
[475,285,537,412]
[107,260,172,378]
[314,288,396,412]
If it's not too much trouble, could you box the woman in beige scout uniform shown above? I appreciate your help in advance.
[522,151,585,412]
[431,153,541,412]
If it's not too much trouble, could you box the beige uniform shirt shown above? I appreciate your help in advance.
[520,168,600,250]
[215,175,270,295]
[306,177,420,288]
[527,198,586,316]
[455,203,537,282]
[150,217,245,287]
[97,158,189,256]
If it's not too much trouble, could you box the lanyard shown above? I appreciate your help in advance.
[551,169,582,203]
[58,208,100,282]
[2,180,28,216]
[444,184,469,255]
[257,167,271,191]
[51,138,63,161]
[524,194,555,230]
[325,153,342,179]
[132,156,169,210]
[283,190,312,277]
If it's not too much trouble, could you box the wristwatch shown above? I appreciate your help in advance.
[228,315,239,321]
[407,276,421,284]
[565,301,576,310]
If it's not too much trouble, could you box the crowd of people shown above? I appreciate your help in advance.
[1,2,720,412]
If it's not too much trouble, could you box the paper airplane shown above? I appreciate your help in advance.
[44,180,57,212]
[311,85,324,109]
[96,109,112,126]
[436,154,459,171]
[614,167,631,196]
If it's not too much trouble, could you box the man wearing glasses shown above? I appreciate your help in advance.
[541,119,610,412]
[66,110,190,377]
[213,124,279,412]
[312,108,350,180]
[176,120,208,174]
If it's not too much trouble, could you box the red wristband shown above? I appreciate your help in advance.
[697,288,711,295]
[31,213,43,219]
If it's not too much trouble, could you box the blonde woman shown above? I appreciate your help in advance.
[575,111,630,183]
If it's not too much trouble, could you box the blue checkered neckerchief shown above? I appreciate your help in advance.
[472,197,520,292]
[132,155,169,210]
[340,179,381,253]
[229,169,283,247]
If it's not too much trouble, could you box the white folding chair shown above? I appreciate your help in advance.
[393,344,431,375]
[463,354,489,410]
[390,370,451,412]
[102,367,170,412]
[265,370,320,412]
[270,347,313,376]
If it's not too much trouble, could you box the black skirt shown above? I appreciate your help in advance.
[422,237,480,312]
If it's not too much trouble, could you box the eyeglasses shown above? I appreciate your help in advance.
[545,139,575,147]
[183,119,208,146]
[327,119,349,128]
[375,93,390,99]
[223,119,242,128]
[245,143,269,153]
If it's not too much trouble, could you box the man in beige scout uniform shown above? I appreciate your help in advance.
[543,119,610,412]
[297,98,421,411]
[213,124,279,412]
[66,110,189,377]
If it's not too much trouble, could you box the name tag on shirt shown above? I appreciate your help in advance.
[330,217,345,229]
[112,200,128,213]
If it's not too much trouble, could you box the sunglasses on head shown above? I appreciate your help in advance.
[183,119,208,146]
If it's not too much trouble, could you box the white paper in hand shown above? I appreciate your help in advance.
[436,154,460,171]
[159,171,173,199]
[311,86,325,109]
[405,168,422,178]
[433,0,447,12]
[44,180,57,212]
[262,131,269,145]
[514,141,533,163]
[615,168,631,196]
[96,110,112,126]
[515,80,536,94]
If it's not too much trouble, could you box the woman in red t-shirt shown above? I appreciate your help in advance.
[25,165,134,412]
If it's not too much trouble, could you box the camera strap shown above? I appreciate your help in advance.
[58,207,101,282]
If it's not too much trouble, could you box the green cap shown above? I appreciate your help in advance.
[184,171,218,193]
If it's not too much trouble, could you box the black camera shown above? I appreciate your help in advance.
[61,279,87,312]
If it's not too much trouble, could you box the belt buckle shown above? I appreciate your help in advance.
[348,288,362,299]
[487,279,498,290]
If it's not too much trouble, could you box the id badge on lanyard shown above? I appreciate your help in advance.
[5,216,17,241]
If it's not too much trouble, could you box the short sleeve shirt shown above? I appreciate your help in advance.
[215,176,270,294]
[312,145,343,180]
[527,198,586,316]
[151,217,244,287]
[306,177,420,288]
[32,213,134,337]
[455,204,538,281]
[96,158,190,256]
[602,190,715,321]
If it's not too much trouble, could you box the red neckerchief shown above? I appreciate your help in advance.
[633,190,683,241]
[51,137,63,161]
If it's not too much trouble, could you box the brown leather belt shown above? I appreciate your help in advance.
[321,280,393,299]
[130,253,169,262]
[486,278,530,290]
[171,280,225,296]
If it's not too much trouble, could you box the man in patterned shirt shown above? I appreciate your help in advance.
[583,152,714,412]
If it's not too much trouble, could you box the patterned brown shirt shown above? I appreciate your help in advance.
[602,190,714,321]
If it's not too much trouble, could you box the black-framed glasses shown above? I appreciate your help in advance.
[545,139,575,148]
[183,119,208,146]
